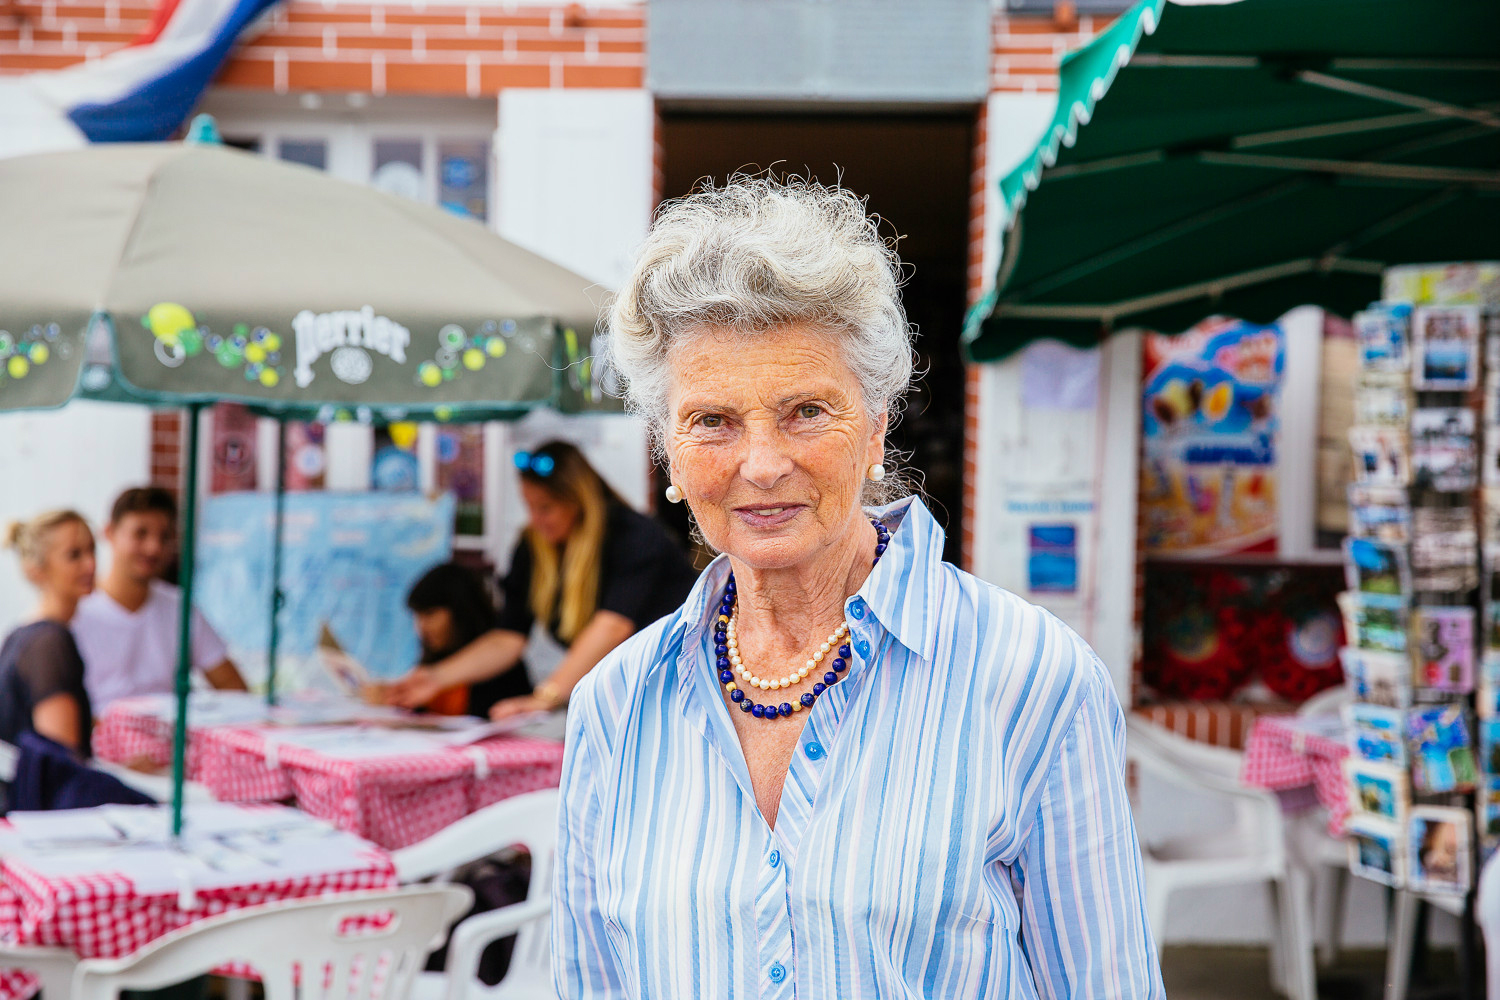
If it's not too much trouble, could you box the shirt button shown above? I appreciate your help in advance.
[768,849,781,868]
[804,741,824,760]
[769,963,786,984]
[849,599,865,620]
[854,638,871,659]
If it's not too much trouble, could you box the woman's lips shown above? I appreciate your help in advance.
[733,504,805,528]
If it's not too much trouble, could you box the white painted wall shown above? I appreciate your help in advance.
[0,402,152,634]
[495,88,656,293]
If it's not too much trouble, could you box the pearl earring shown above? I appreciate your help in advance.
[665,484,684,504]
[867,463,886,483]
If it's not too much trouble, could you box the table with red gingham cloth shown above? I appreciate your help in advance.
[95,702,205,775]
[1240,713,1351,834]
[193,726,565,850]
[0,815,396,1000]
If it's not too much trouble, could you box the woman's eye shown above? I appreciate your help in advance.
[798,404,822,419]
[700,414,723,428]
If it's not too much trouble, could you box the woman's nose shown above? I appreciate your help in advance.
[738,430,795,490]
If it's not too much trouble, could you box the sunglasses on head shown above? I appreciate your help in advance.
[513,451,556,477]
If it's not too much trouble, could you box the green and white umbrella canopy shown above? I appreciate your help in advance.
[0,142,615,417]
[0,139,617,835]
[964,0,1500,362]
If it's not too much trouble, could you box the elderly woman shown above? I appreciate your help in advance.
[553,178,1162,998]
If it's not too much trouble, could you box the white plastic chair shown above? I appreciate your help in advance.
[70,884,473,1000]
[393,789,559,1000]
[1127,716,1317,1000]
[0,943,78,998]
[1287,685,1353,969]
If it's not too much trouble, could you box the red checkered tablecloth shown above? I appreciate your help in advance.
[194,726,565,849]
[1241,714,1351,834]
[96,702,567,850]
[0,809,396,1000]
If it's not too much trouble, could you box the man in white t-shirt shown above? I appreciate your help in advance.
[73,487,248,714]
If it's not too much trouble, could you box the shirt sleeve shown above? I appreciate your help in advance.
[553,714,627,999]
[496,539,536,635]
[15,625,87,705]
[1012,665,1164,999]
[190,607,230,672]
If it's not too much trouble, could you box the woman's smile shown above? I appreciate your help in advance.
[733,503,807,528]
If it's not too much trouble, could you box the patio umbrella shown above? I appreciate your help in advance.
[0,139,612,834]
[963,0,1500,361]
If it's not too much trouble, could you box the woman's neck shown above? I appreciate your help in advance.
[728,517,876,655]
[34,592,78,625]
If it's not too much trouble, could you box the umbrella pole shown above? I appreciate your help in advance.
[171,403,203,840]
[266,418,287,706]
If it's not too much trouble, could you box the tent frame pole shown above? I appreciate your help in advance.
[170,403,203,840]
[266,418,287,707]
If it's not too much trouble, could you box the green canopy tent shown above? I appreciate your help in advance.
[964,0,1500,362]
[0,136,614,835]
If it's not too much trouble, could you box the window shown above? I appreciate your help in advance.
[278,139,328,170]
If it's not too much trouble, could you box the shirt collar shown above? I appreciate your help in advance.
[851,496,948,662]
[666,495,949,677]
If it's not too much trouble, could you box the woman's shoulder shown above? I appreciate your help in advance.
[568,610,683,727]
[935,561,1110,716]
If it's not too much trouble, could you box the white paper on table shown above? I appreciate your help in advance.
[6,811,124,846]
[0,804,376,897]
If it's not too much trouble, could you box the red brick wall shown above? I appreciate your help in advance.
[150,410,184,499]
[0,1,646,95]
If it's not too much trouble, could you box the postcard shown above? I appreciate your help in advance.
[1347,484,1411,544]
[1348,816,1405,887]
[1481,654,1500,719]
[1355,302,1411,373]
[1485,490,1500,544]
[1487,372,1500,429]
[1411,407,1477,492]
[1354,374,1411,428]
[1412,304,1481,391]
[1355,599,1407,654]
[1482,717,1500,775]
[1350,427,1410,487]
[1409,805,1473,894]
[1482,778,1500,839]
[1347,703,1408,766]
[1346,759,1409,823]
[1406,704,1477,794]
[1341,647,1412,709]
[1343,537,1409,607]
[1411,605,1475,694]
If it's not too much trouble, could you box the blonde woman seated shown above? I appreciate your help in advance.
[389,441,698,719]
[1,511,97,758]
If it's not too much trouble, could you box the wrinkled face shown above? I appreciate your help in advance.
[29,520,96,602]
[521,479,581,547]
[106,510,175,582]
[412,606,456,654]
[666,324,885,571]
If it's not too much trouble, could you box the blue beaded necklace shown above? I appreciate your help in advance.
[717,517,891,721]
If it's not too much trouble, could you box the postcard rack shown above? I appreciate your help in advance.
[1340,263,1500,896]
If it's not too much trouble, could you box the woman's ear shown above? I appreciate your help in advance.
[867,409,889,466]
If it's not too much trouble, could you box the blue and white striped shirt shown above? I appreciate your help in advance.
[554,497,1163,998]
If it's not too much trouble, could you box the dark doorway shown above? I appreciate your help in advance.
[656,111,974,565]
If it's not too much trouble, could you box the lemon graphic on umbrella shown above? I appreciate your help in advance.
[143,303,204,367]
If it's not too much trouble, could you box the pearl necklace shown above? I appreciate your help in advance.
[727,612,849,691]
[716,517,891,722]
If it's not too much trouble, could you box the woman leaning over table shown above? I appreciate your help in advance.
[388,440,699,720]
[0,511,96,758]
[552,177,1164,999]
